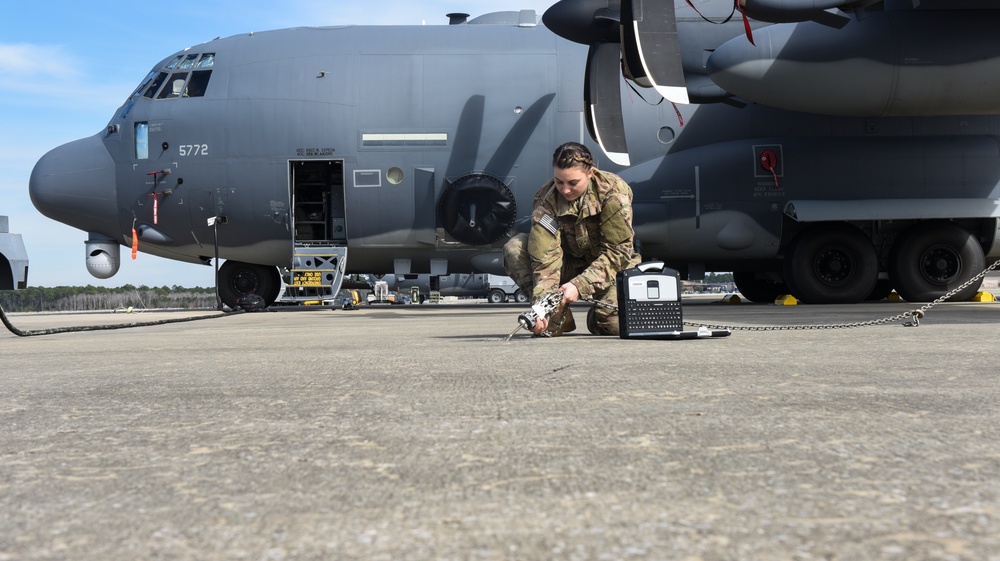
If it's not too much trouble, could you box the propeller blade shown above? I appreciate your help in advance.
[584,42,630,166]
[622,0,689,104]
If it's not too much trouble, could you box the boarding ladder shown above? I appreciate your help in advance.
[284,245,348,304]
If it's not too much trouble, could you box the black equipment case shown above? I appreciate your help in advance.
[616,261,730,340]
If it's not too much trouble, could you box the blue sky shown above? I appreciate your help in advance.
[0,0,557,288]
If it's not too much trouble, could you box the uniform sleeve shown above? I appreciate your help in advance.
[527,199,564,301]
[570,184,637,298]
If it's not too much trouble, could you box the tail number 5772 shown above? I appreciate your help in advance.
[179,144,209,157]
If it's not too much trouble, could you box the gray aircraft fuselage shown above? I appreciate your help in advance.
[32,15,605,274]
[29,4,1000,306]
[32,11,678,305]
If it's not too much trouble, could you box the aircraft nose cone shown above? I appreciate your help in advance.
[30,133,119,236]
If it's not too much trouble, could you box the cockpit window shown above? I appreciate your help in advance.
[142,72,168,98]
[185,70,212,97]
[157,72,189,99]
[135,53,215,100]
[178,53,199,69]
[195,53,215,68]
[129,70,157,100]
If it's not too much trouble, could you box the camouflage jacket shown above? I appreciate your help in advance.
[526,168,640,300]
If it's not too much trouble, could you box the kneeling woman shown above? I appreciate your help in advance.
[503,142,641,336]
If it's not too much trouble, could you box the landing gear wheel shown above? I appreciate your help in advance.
[889,222,985,302]
[218,261,281,309]
[783,224,878,304]
[732,271,787,303]
[487,288,506,304]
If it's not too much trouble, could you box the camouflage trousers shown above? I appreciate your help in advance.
[502,232,620,336]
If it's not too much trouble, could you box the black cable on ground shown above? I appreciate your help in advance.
[1,303,239,337]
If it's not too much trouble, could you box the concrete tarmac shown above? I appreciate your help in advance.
[2,297,999,560]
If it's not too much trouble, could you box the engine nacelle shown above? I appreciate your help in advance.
[707,11,1000,116]
[738,0,846,23]
[85,236,120,279]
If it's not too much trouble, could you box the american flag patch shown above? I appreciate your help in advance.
[538,214,558,235]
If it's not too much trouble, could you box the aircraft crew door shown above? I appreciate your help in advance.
[290,160,346,245]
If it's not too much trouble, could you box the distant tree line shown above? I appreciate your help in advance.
[0,285,217,313]
[705,272,734,283]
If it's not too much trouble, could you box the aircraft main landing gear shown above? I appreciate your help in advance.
[783,224,878,304]
[889,221,985,302]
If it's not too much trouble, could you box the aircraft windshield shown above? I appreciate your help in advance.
[134,52,215,100]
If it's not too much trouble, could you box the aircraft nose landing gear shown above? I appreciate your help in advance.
[218,260,281,309]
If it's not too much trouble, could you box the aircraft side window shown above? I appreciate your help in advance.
[178,53,199,69]
[142,72,168,98]
[165,55,183,69]
[135,122,149,160]
[195,53,214,68]
[157,72,189,99]
[185,70,212,97]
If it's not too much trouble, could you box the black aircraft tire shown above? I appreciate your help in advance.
[218,261,281,309]
[783,224,878,304]
[732,271,786,303]
[889,222,985,303]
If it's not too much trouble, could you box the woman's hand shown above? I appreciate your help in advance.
[530,284,577,335]
[559,282,579,304]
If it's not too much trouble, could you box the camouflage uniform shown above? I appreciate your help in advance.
[503,168,641,335]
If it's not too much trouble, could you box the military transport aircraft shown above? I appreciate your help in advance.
[29,1,1000,307]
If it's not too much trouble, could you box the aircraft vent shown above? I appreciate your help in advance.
[438,174,516,246]
[447,13,469,25]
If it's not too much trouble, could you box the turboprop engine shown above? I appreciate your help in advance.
[707,10,1000,116]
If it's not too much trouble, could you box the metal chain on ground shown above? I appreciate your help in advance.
[581,256,1000,332]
